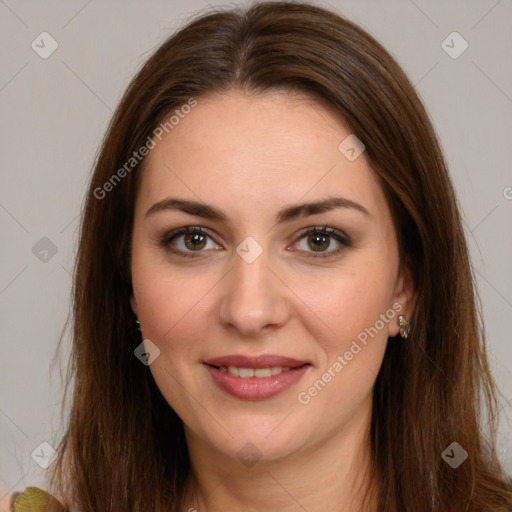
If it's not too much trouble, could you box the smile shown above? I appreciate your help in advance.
[218,366,291,377]
[203,354,312,400]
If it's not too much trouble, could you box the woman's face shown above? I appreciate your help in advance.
[130,89,415,464]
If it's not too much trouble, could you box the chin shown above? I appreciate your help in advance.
[200,417,311,465]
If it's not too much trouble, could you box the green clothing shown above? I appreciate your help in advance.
[10,485,512,511]
[10,487,65,512]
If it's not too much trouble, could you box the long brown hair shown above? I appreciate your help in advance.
[47,1,512,510]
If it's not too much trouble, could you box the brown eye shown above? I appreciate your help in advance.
[183,232,207,250]
[293,226,351,258]
[307,232,330,252]
[160,226,221,257]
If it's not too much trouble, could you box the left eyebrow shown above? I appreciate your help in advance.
[145,196,370,223]
[275,196,370,222]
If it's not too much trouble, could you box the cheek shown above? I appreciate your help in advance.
[130,244,218,350]
[299,263,396,352]
[132,264,215,410]
[294,269,394,417]
[134,270,215,346]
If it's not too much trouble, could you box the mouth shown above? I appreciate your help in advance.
[203,354,312,400]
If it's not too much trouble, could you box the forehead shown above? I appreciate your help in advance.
[137,89,386,221]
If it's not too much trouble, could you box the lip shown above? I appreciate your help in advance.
[203,354,310,369]
[203,354,312,400]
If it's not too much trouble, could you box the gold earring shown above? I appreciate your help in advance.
[398,315,410,339]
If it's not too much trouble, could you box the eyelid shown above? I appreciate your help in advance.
[158,226,222,257]
[158,224,351,258]
[289,225,351,258]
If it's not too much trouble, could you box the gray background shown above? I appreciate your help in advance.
[1,0,511,501]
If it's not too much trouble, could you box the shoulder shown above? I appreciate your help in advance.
[10,487,65,512]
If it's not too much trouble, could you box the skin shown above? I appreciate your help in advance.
[130,88,416,512]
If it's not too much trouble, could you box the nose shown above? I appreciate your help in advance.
[218,242,291,337]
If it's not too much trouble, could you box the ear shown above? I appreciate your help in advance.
[388,258,417,337]
[130,293,138,317]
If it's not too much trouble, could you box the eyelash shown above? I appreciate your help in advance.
[158,225,351,259]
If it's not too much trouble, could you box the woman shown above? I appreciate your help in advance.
[11,1,512,511]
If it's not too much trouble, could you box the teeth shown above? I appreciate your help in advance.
[238,367,254,378]
[220,366,293,378]
[254,368,271,378]
[227,366,239,377]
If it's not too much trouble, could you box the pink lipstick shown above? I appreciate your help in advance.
[203,354,311,400]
